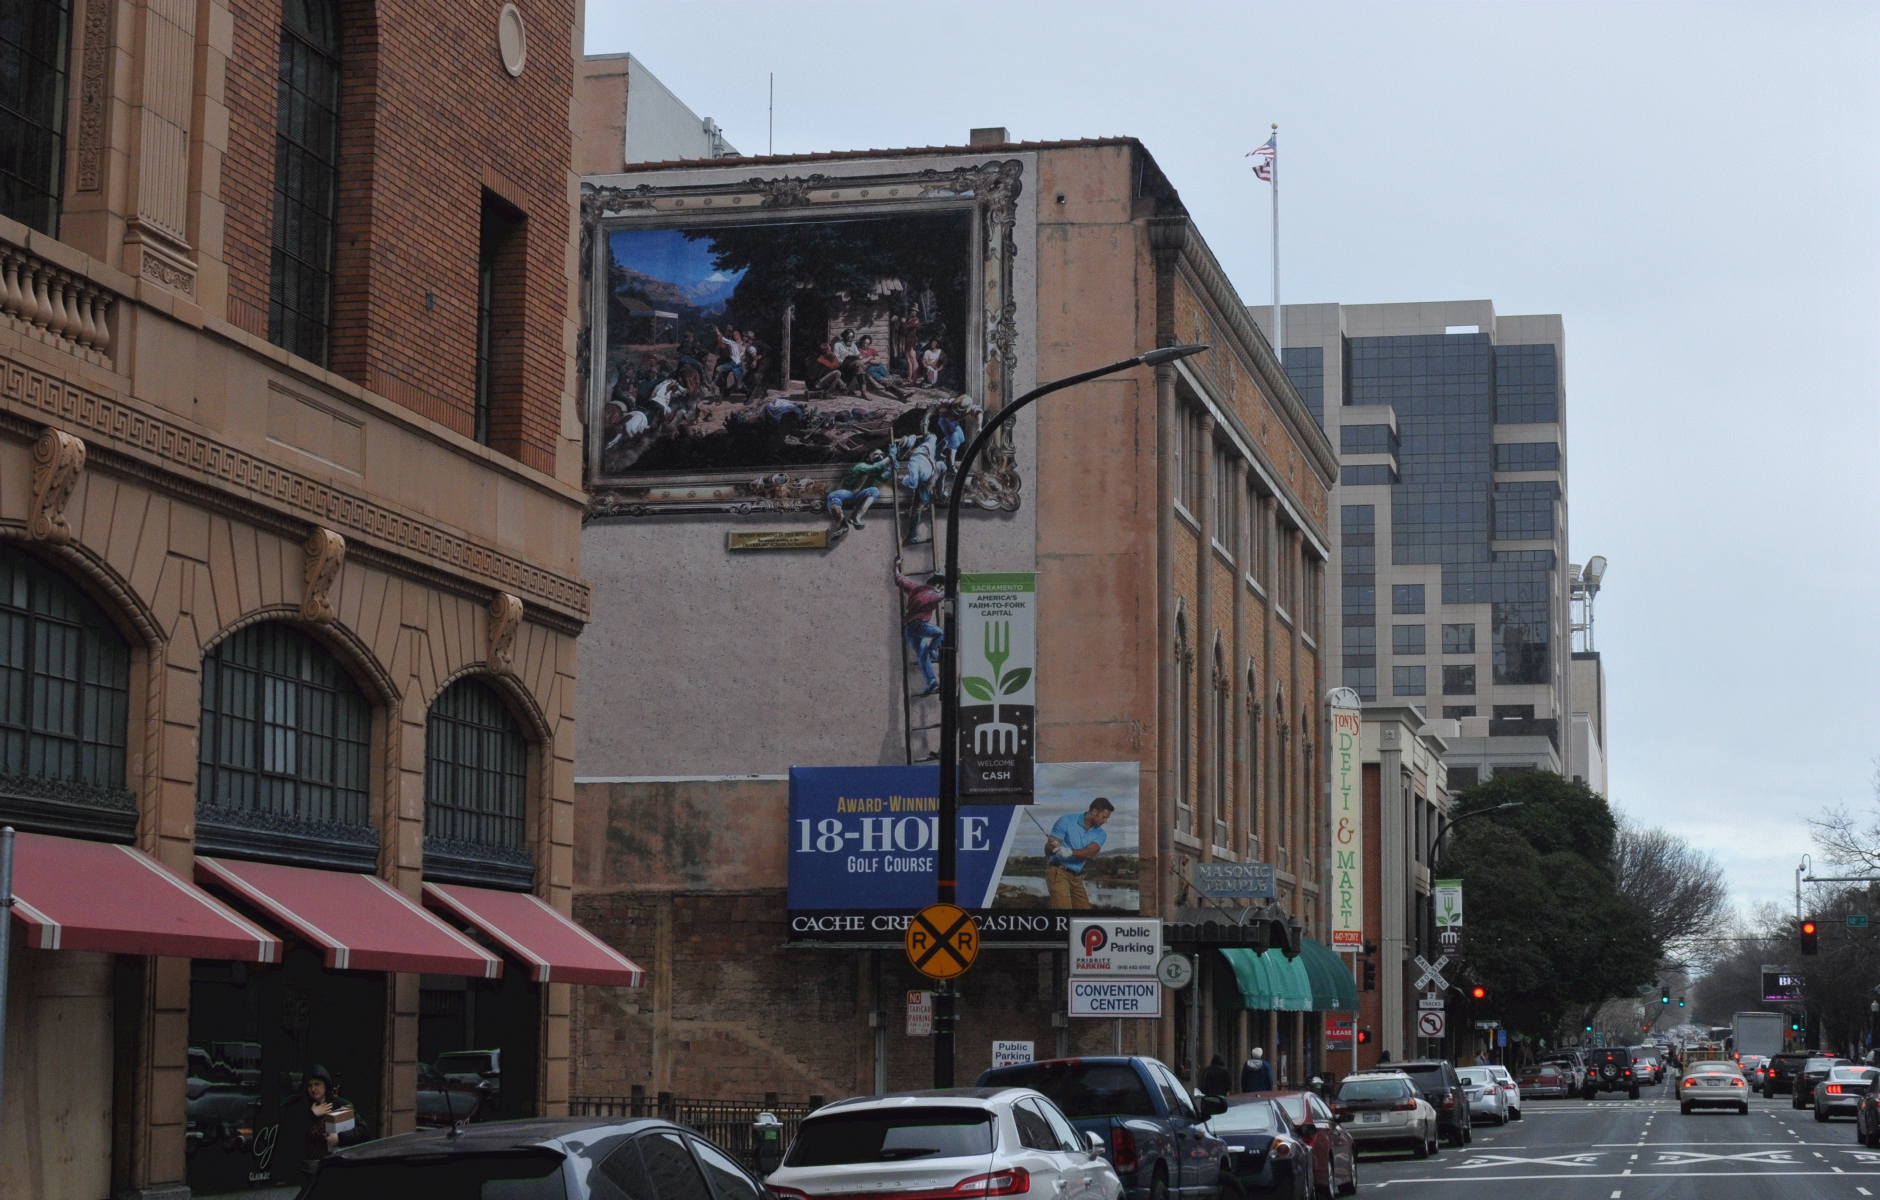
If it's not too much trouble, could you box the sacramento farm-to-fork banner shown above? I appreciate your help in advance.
[958,572,1035,800]
[786,762,1140,947]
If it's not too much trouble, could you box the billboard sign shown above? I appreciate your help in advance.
[1069,979,1161,1017]
[1068,919,1163,977]
[787,762,1141,945]
[1762,970,1804,1003]
[959,573,1036,799]
[1329,704,1364,947]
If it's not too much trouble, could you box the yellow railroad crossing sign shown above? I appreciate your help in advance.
[906,903,979,980]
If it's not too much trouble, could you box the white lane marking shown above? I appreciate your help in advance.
[1610,1192,1622,1199]
[1654,1150,1797,1166]
[1857,1187,1872,1194]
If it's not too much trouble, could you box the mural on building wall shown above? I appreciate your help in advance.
[583,161,1026,518]
[986,760,1140,912]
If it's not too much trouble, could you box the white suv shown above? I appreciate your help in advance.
[768,1090,1122,1200]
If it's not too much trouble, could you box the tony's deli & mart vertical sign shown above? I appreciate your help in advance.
[1330,703,1364,948]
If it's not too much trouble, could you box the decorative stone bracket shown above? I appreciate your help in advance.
[488,592,523,674]
[301,527,346,622]
[28,427,86,544]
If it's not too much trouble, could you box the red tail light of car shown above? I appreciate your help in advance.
[1270,1140,1294,1160]
[1827,1084,1845,1095]
[1731,1079,1746,1088]
[949,1170,1030,1198]
[1393,1097,1419,1111]
[1110,1126,1141,1174]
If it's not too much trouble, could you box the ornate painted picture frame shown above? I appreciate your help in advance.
[581,160,1024,519]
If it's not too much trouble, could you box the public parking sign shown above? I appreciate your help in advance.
[1070,919,1162,976]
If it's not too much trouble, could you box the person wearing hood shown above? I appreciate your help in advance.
[1241,1047,1274,1093]
[1201,1053,1233,1097]
[285,1065,370,1178]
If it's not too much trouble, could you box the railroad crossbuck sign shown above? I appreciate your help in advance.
[907,903,979,980]
[1412,954,1450,992]
[1417,1009,1447,1038]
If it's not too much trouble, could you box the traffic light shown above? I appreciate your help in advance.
[1362,960,1377,991]
[1357,1029,1372,1045]
[1802,919,1819,956]
[1660,987,1670,1004]
[1584,1022,1594,1032]
[1678,997,1686,1008]
[1471,985,1487,1001]
[1791,1015,1803,1032]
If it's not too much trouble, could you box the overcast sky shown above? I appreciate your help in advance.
[588,2,1880,913]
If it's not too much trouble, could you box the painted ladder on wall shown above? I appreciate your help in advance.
[893,474,943,765]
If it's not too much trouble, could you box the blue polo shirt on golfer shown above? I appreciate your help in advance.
[1048,812,1106,873]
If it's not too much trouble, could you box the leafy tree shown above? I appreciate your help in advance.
[1440,773,1661,1041]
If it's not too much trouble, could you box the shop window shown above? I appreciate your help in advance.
[0,549,134,838]
[424,677,532,889]
[196,622,376,870]
[270,0,343,365]
[0,0,71,234]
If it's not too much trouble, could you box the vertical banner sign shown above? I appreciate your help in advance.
[1433,880,1463,933]
[1329,704,1364,948]
[959,573,1036,799]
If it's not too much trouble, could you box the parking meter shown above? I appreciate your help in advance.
[751,1111,784,1175]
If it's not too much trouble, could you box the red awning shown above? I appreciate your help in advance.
[196,857,502,978]
[8,832,281,961]
[423,882,645,986]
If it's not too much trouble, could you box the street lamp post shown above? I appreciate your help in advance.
[931,343,1208,1087]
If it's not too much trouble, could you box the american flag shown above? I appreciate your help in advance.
[1247,135,1276,182]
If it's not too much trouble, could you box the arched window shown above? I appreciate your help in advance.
[423,678,530,888]
[197,622,374,867]
[1174,609,1191,835]
[270,0,342,364]
[0,550,133,835]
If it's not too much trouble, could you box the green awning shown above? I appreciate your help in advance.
[1297,937,1361,1012]
[1216,947,1313,1012]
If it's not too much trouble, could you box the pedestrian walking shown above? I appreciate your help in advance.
[1201,1053,1232,1097]
[1241,1048,1274,1093]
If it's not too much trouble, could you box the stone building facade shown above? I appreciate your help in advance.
[570,137,1339,1104]
[0,2,591,1198]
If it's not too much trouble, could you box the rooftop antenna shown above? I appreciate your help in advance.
[768,73,774,156]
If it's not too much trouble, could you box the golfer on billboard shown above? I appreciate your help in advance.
[1042,797,1114,909]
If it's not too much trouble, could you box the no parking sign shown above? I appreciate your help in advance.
[1417,1009,1446,1038]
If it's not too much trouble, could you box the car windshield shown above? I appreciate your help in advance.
[302,1153,565,1200]
[1396,1065,1446,1086]
[435,1054,493,1076]
[1211,1101,1283,1134]
[1456,1069,1492,1085]
[1805,1059,1842,1072]
[1830,1068,1878,1082]
[1337,1079,1412,1102]
[786,1108,995,1166]
[980,1062,1157,1119]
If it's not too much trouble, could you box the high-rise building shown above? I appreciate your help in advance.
[1263,301,1570,784]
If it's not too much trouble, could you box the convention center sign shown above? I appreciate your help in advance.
[787,762,1140,948]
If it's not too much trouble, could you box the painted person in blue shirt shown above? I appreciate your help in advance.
[1042,797,1114,910]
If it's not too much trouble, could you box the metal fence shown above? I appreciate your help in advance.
[570,1095,818,1167]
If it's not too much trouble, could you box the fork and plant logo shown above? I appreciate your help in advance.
[958,572,1036,798]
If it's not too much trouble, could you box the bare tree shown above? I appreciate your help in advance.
[1612,818,1732,962]
[1806,761,1880,872]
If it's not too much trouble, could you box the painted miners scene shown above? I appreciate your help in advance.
[0,2,1846,1200]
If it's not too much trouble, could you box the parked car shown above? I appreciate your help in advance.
[1764,1052,1814,1098]
[1678,1061,1750,1115]
[1794,1057,1847,1110]
[1207,1097,1317,1199]
[1540,1053,1586,1093]
[771,1090,1123,1200]
[1582,1048,1640,1100]
[1329,1072,1438,1159]
[1853,1075,1880,1146]
[1392,1061,1471,1146]
[1485,1066,1523,1119]
[1248,1090,1356,1197]
[306,1116,770,1200]
[1454,1067,1509,1126]
[1515,1064,1571,1100]
[1813,1065,1879,1122]
[979,1057,1226,1200]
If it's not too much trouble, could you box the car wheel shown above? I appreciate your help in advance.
[1412,1134,1429,1160]
[1511,1106,1523,1121]
[1217,1174,1245,1200]
[1792,1094,1803,1109]
[1738,1105,1749,1115]
[1149,1168,1171,1200]
[1815,1106,1829,1123]
[1628,1088,1640,1101]
[1681,1102,1692,1115]
[1463,1122,1473,1144]
[1337,1164,1358,1197]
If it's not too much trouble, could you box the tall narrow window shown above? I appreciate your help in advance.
[1244,662,1260,857]
[270,0,342,365]
[197,622,374,867]
[1211,641,1228,849]
[1175,611,1191,834]
[475,191,525,447]
[0,0,71,234]
[0,550,133,834]
[424,678,530,887]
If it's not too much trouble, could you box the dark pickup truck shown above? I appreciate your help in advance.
[979,1057,1228,1200]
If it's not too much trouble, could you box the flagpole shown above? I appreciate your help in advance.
[1270,123,1280,358]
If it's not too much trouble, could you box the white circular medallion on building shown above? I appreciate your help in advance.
[497,4,527,77]
[1156,952,1194,990]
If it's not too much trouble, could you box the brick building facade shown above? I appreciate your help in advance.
[0,2,592,1198]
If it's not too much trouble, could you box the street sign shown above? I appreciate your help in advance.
[1419,996,1445,1011]
[1070,919,1162,976]
[1850,914,1871,929]
[1156,953,1195,990]
[1412,954,1451,992]
[1417,1010,1447,1038]
[1325,1017,1355,1045]
[906,903,979,980]
[1497,1029,1508,1048]
[1193,861,1276,900]
[907,990,933,1036]
[992,1040,1033,1068]
[1069,978,1162,1017]
[1473,1020,1501,1029]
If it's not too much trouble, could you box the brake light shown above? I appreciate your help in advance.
[1110,1127,1140,1174]
[1827,1084,1844,1094]
[1392,1098,1418,1111]
[1440,1096,1456,1108]
[950,1170,1030,1198]
[1731,1079,1745,1088]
